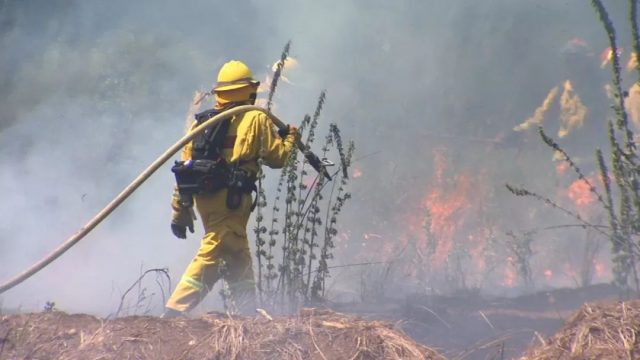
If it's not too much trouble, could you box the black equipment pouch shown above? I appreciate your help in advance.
[171,159,229,205]
[226,167,257,210]
[172,105,257,210]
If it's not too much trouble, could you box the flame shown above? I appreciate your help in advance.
[514,86,559,132]
[555,161,569,175]
[269,56,298,85]
[334,231,351,251]
[272,56,298,72]
[420,149,491,280]
[600,47,623,68]
[628,52,638,72]
[600,47,613,67]
[558,80,587,138]
[503,257,517,288]
[257,56,299,94]
[543,269,553,281]
[353,168,363,179]
[626,83,640,131]
[361,149,517,291]
[593,258,611,280]
[552,150,564,162]
[567,178,596,207]
[369,148,493,289]
[303,176,316,189]
[363,233,381,240]
[424,175,473,267]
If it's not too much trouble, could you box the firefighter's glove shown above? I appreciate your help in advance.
[277,124,298,140]
[171,207,196,239]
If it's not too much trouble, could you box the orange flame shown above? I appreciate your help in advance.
[600,47,623,68]
[363,233,381,240]
[514,86,559,132]
[627,83,640,130]
[420,149,490,278]
[503,257,517,288]
[555,161,569,175]
[366,149,497,290]
[543,269,553,281]
[593,258,611,280]
[558,80,587,138]
[628,52,638,72]
[424,175,473,267]
[567,178,596,207]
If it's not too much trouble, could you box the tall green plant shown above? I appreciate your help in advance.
[312,136,354,300]
[255,87,354,311]
[255,41,293,299]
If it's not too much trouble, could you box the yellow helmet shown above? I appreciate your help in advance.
[213,60,260,92]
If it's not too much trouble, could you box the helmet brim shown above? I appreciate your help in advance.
[213,79,260,92]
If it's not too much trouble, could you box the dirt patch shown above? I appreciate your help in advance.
[520,300,640,360]
[0,308,443,360]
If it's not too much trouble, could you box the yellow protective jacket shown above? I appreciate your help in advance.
[166,108,295,313]
[171,109,295,213]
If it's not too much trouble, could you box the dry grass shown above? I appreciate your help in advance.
[0,308,443,360]
[520,300,640,360]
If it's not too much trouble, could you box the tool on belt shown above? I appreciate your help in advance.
[171,108,256,210]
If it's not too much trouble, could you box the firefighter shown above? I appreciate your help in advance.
[163,60,297,317]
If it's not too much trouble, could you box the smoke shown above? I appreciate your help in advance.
[0,0,632,314]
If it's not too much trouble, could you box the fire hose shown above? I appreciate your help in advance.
[0,105,333,295]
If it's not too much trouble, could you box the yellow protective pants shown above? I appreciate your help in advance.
[166,189,255,313]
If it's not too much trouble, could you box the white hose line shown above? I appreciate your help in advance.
[0,105,293,294]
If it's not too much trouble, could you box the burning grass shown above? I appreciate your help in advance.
[521,300,640,360]
[0,308,443,360]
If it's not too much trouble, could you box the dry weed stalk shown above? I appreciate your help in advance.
[254,41,292,301]
[266,41,291,112]
[111,268,171,318]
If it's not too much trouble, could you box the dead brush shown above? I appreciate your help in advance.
[521,300,640,360]
[0,309,444,360]
[110,267,171,318]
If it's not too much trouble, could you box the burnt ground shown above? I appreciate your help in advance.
[0,283,629,360]
[333,283,627,359]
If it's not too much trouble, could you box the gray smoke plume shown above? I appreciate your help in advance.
[0,0,632,314]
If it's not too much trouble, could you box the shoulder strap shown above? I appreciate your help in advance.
[191,109,232,160]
